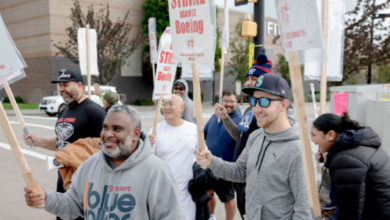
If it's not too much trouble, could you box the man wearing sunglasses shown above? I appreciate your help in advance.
[172,79,195,123]
[214,53,271,219]
[195,73,311,219]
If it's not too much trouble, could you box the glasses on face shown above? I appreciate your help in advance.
[222,99,237,104]
[249,97,284,108]
[174,87,184,91]
[162,102,176,108]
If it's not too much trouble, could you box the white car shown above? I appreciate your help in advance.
[39,86,117,116]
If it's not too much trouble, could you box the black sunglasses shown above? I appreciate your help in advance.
[174,87,184,91]
[249,97,284,108]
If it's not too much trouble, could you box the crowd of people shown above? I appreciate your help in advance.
[22,53,390,220]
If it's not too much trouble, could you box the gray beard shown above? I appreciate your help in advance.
[102,136,133,159]
[62,87,79,105]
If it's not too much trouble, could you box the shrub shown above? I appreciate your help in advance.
[188,92,204,103]
[3,96,24,103]
[133,98,154,106]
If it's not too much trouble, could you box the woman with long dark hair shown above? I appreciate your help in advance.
[311,112,390,220]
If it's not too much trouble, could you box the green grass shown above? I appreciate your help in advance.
[2,103,39,110]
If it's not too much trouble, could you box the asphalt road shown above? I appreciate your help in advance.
[0,102,328,220]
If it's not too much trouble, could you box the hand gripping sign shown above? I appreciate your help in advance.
[168,0,215,64]
[275,0,323,218]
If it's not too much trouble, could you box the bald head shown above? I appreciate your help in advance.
[162,94,185,121]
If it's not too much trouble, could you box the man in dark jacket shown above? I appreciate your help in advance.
[204,89,242,220]
[324,127,390,220]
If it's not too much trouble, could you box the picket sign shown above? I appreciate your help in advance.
[218,0,229,123]
[192,63,206,152]
[86,25,91,99]
[151,27,177,139]
[275,0,323,218]
[0,101,44,208]
[320,0,329,115]
[217,48,225,123]
[149,18,158,86]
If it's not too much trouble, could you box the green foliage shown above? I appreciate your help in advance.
[346,72,365,85]
[375,64,390,83]
[214,7,222,73]
[274,54,291,86]
[2,103,38,110]
[133,98,154,106]
[188,92,204,103]
[227,19,252,85]
[3,96,24,103]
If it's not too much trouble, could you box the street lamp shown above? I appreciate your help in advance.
[367,1,390,84]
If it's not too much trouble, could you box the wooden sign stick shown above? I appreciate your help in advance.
[320,0,329,115]
[218,46,226,122]
[152,63,156,87]
[86,24,91,99]
[151,99,162,149]
[0,101,44,208]
[191,63,206,153]
[288,51,321,219]
[3,82,35,149]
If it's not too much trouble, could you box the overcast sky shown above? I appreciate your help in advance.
[215,0,389,19]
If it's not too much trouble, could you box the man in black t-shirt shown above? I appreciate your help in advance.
[23,69,106,220]
[214,53,273,219]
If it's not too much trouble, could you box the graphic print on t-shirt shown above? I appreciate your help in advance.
[238,110,254,133]
[55,122,74,150]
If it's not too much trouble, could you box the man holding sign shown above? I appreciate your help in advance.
[23,69,105,220]
[196,74,311,219]
[148,94,198,220]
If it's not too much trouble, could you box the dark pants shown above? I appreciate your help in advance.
[329,181,339,216]
[56,172,84,220]
[233,182,246,220]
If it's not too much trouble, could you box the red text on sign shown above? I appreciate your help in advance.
[171,0,206,9]
[175,19,204,34]
[157,72,173,82]
[159,51,174,64]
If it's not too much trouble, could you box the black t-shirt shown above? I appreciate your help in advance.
[233,106,259,162]
[55,98,106,151]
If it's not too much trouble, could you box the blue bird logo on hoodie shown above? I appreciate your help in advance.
[238,111,254,132]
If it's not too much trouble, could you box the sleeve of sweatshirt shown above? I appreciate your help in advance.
[289,151,312,220]
[44,162,87,219]
[147,164,185,220]
[207,140,248,183]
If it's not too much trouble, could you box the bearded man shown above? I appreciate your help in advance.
[23,69,106,220]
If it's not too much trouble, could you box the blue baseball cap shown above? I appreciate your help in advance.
[242,73,290,99]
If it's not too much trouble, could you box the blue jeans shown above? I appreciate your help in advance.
[329,181,339,215]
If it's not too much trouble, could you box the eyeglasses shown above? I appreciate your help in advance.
[162,102,177,108]
[174,87,184,91]
[222,99,237,104]
[249,97,284,108]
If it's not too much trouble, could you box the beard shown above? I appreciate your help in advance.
[62,86,79,105]
[102,135,133,159]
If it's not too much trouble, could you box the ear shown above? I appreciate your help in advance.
[180,103,185,112]
[326,130,337,141]
[280,99,289,113]
[132,127,141,142]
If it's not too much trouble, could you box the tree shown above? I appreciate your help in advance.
[274,53,291,86]
[374,64,390,83]
[342,0,390,84]
[228,19,252,104]
[54,0,145,85]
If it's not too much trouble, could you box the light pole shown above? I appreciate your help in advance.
[367,0,390,84]
[253,0,265,56]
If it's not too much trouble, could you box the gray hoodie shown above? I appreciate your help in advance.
[44,133,185,220]
[175,79,196,123]
[208,121,311,220]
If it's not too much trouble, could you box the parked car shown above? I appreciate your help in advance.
[39,86,117,116]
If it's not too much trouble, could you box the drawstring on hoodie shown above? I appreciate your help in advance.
[256,137,272,172]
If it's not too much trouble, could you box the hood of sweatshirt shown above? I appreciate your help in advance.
[325,127,381,167]
[175,79,190,101]
[263,119,300,142]
[99,132,153,171]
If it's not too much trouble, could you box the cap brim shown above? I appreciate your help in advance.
[51,79,72,83]
[241,87,281,97]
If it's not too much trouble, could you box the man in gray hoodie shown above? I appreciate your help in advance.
[195,74,312,219]
[173,79,195,123]
[24,105,185,220]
